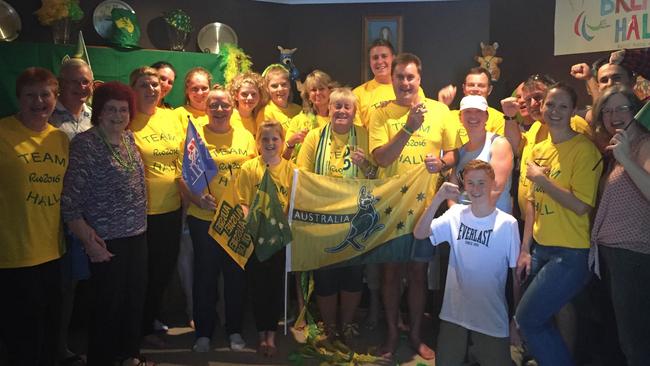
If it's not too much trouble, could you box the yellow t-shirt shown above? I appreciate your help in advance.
[448,106,505,145]
[230,108,264,137]
[369,99,460,196]
[527,134,602,249]
[353,79,425,128]
[183,126,257,221]
[130,108,184,214]
[237,156,295,210]
[297,124,371,179]
[175,105,208,131]
[517,116,592,218]
[0,116,68,268]
[260,101,301,132]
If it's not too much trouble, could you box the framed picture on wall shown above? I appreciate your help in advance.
[362,15,403,81]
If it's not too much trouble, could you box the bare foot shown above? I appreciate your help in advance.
[379,334,399,359]
[265,344,277,357]
[411,340,435,360]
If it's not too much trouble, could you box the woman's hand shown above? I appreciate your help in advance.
[526,161,550,184]
[85,235,114,263]
[516,251,532,284]
[606,128,632,165]
[68,219,113,263]
[199,193,217,210]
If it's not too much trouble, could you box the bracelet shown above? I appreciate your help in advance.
[504,115,517,121]
[402,125,415,136]
[285,142,295,149]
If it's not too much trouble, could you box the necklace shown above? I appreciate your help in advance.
[97,127,137,172]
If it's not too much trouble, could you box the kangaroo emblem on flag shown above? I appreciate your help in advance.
[325,186,385,253]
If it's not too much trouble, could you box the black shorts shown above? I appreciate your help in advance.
[314,265,364,297]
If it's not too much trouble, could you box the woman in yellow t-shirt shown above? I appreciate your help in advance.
[515,84,602,366]
[283,70,337,161]
[175,67,212,129]
[0,67,68,366]
[179,86,256,352]
[227,71,267,136]
[296,88,376,342]
[151,61,176,109]
[129,67,186,344]
[259,65,301,131]
[237,122,295,357]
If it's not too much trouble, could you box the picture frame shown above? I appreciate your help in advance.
[362,15,403,82]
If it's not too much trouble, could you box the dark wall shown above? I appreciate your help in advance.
[489,0,610,107]
[286,0,491,98]
[7,0,490,99]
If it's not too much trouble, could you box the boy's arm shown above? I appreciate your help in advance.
[413,182,459,239]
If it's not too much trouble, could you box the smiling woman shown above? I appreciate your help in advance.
[60,81,151,365]
[0,67,68,366]
[128,66,187,346]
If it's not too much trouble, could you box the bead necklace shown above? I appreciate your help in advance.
[97,127,137,172]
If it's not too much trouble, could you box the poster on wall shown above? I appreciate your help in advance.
[555,0,650,55]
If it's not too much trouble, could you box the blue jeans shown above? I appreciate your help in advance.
[515,243,591,366]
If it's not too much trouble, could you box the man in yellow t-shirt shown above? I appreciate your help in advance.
[438,67,505,144]
[369,53,459,360]
[354,39,425,128]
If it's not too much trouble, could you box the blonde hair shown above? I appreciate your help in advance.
[227,71,268,116]
[129,66,159,87]
[328,87,358,110]
[300,70,338,114]
[256,120,285,145]
[263,65,292,102]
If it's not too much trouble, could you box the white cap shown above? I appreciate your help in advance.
[459,95,488,111]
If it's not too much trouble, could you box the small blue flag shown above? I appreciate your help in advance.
[182,118,218,195]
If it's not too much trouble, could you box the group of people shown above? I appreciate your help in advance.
[0,37,648,366]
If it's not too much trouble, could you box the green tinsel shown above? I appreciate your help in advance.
[67,0,83,21]
[219,44,253,85]
[163,9,192,33]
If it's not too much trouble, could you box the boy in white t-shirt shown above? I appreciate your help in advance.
[414,160,520,366]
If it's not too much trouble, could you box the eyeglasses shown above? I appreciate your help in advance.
[208,102,232,110]
[601,105,631,115]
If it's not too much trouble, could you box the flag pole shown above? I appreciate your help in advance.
[202,171,213,195]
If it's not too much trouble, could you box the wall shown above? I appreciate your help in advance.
[7,0,288,74]
[286,0,491,99]
[489,0,610,106]
[7,0,490,100]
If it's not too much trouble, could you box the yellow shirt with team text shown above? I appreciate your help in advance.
[237,156,295,211]
[369,99,459,195]
[297,124,371,179]
[353,79,424,128]
[517,116,592,218]
[0,116,68,268]
[260,101,301,132]
[448,106,505,145]
[181,126,257,221]
[130,108,184,214]
[527,134,601,249]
